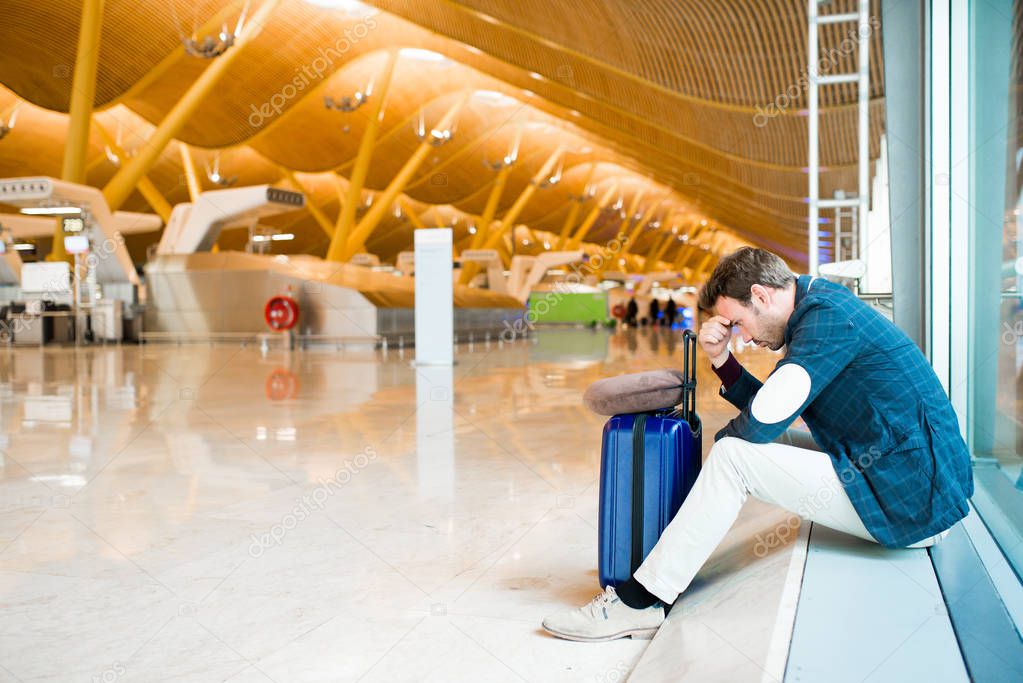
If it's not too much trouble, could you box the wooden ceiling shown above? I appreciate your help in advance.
[0,0,887,269]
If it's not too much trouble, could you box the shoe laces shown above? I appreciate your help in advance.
[586,586,618,619]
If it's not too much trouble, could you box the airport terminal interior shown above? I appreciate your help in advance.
[0,0,1020,681]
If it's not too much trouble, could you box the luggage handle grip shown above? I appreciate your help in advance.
[680,329,698,425]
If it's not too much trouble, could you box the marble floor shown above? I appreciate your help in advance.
[0,328,791,682]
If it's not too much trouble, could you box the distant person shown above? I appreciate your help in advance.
[543,246,973,642]
[648,298,660,327]
[626,297,639,326]
[664,298,678,327]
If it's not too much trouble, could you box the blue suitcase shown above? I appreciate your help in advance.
[598,329,702,588]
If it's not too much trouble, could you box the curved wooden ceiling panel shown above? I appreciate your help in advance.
[0,0,892,269]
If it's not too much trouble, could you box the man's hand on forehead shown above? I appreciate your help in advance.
[698,315,734,367]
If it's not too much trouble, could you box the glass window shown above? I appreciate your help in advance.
[967,0,1023,578]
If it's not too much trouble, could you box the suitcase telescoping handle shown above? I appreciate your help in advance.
[680,329,697,425]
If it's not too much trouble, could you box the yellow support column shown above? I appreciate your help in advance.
[62,0,105,184]
[472,163,512,249]
[449,126,521,252]
[674,225,708,271]
[103,0,283,212]
[565,182,619,250]
[53,0,105,262]
[178,142,203,202]
[342,92,471,260]
[663,232,687,271]
[670,224,704,272]
[596,199,663,276]
[642,232,675,274]
[279,168,335,238]
[694,231,723,280]
[136,179,174,226]
[457,160,515,285]
[696,252,718,280]
[621,202,661,252]
[554,200,583,251]
[327,49,398,259]
[397,198,428,231]
[618,189,646,238]
[480,145,566,255]
[94,121,173,223]
[458,163,515,284]
[589,188,645,273]
[671,242,693,272]
[175,141,217,248]
[554,163,596,250]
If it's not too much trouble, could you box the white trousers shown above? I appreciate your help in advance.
[633,431,949,605]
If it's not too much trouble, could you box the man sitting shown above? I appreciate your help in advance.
[543,247,973,642]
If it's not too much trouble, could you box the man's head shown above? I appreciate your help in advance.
[698,247,797,350]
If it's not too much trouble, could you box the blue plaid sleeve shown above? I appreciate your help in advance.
[715,302,860,443]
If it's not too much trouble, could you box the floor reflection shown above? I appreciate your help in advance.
[0,330,783,681]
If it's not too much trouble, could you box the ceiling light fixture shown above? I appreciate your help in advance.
[400,48,450,64]
[205,152,237,187]
[414,108,457,147]
[252,233,295,243]
[324,87,370,113]
[304,0,376,17]
[172,0,250,59]
[20,206,81,216]
[0,103,21,141]
[474,91,517,107]
[533,159,563,189]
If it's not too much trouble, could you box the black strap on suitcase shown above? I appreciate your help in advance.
[630,413,648,575]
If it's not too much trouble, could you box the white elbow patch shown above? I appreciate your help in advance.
[750,363,812,424]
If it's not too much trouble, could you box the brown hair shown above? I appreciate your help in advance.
[697,247,795,311]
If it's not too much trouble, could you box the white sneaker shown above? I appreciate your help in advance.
[542,586,665,642]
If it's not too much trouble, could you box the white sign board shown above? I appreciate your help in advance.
[414,229,453,365]
[21,261,71,294]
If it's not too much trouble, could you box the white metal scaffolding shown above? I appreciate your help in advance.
[807,0,871,274]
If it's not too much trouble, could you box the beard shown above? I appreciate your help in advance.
[750,302,786,350]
